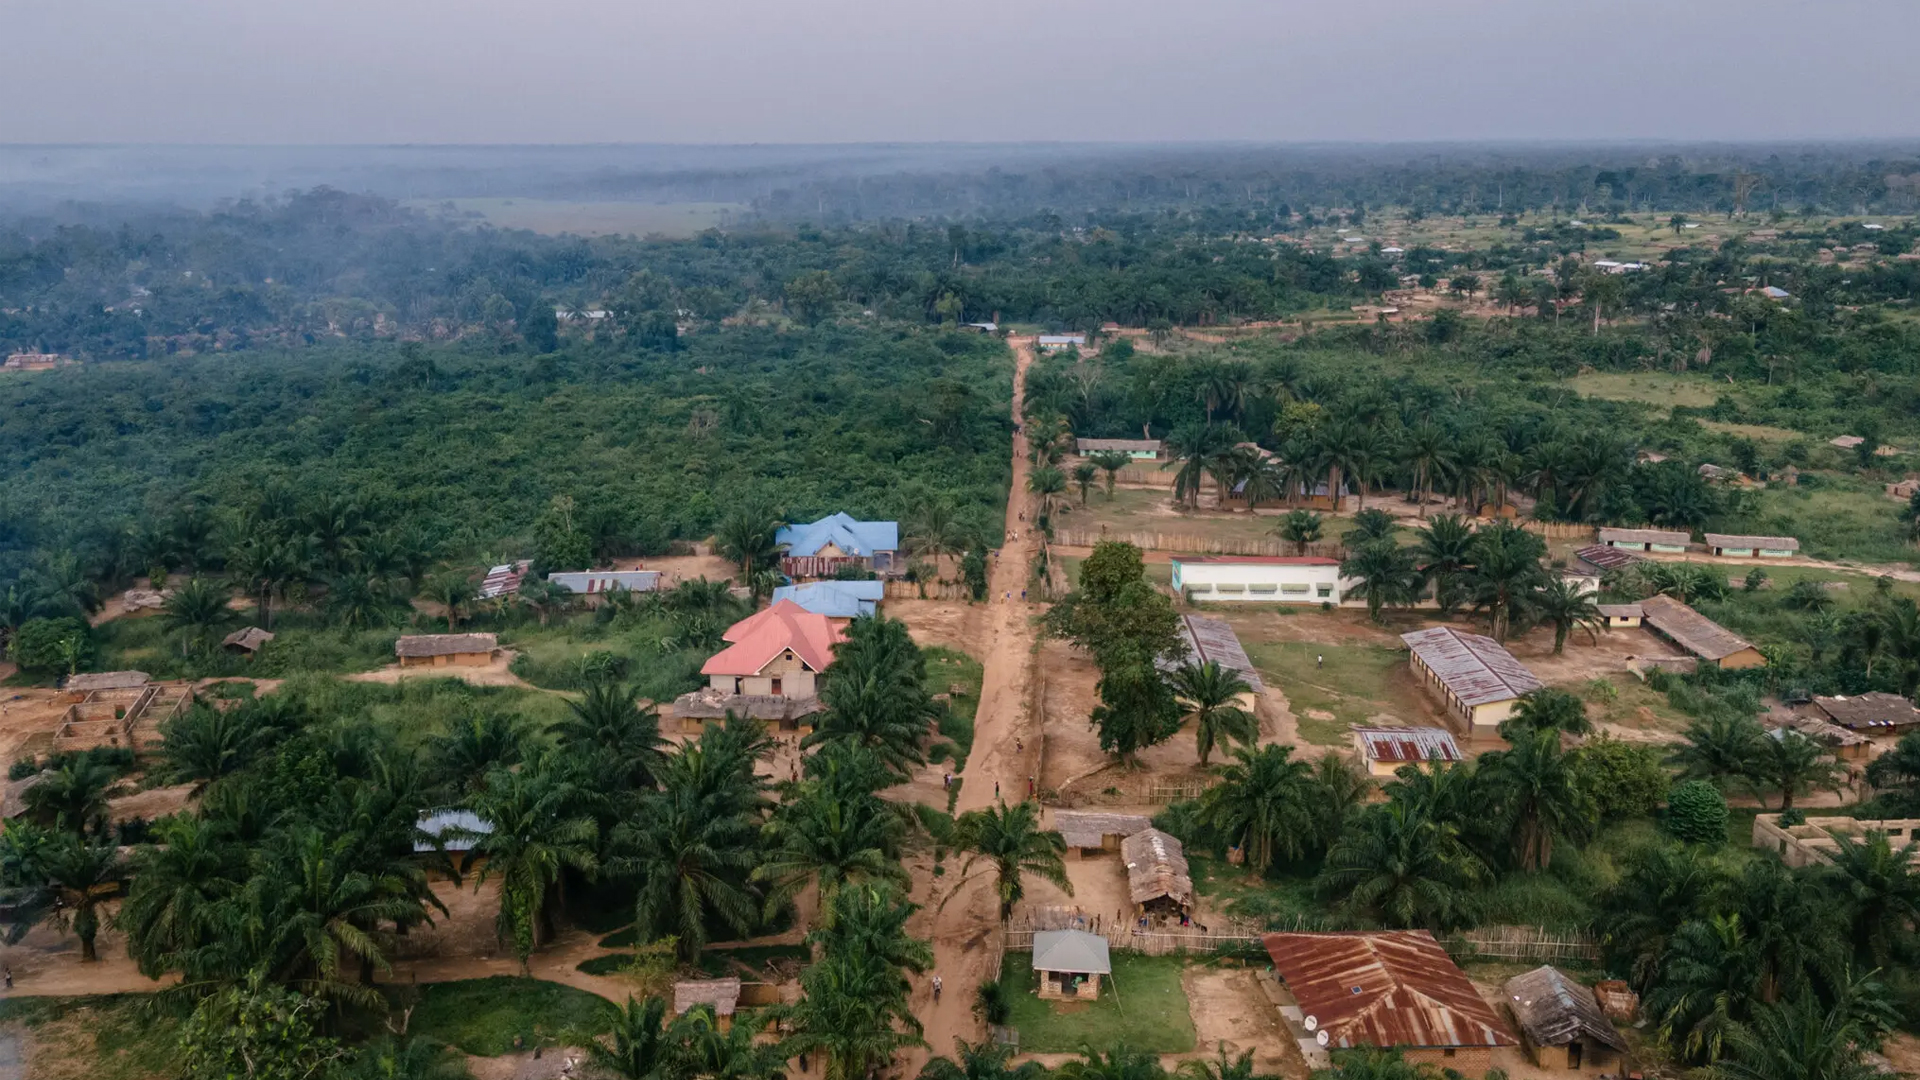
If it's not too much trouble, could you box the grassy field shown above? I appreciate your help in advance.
[1568,371,1723,410]
[1000,952,1196,1053]
[408,976,611,1055]
[1073,487,1288,548]
[927,646,984,768]
[1732,481,1915,566]
[1240,639,1413,745]
[414,198,744,237]
[0,995,182,1080]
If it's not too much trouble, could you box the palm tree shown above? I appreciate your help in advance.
[588,995,685,1080]
[1232,451,1287,510]
[159,577,237,657]
[1598,842,1727,992]
[554,679,666,794]
[35,834,124,962]
[1313,418,1368,512]
[1167,661,1258,766]
[782,940,926,1080]
[1669,713,1766,793]
[1027,465,1067,525]
[1824,830,1920,967]
[715,505,782,581]
[1318,801,1485,930]
[157,704,273,792]
[1749,729,1843,811]
[1339,541,1422,623]
[1090,451,1132,498]
[428,712,529,795]
[1164,424,1236,510]
[1535,576,1603,653]
[1199,744,1319,875]
[1341,508,1398,549]
[119,815,241,979]
[1054,1046,1166,1080]
[754,784,909,921]
[423,571,475,632]
[1274,509,1323,555]
[23,757,118,833]
[463,755,599,967]
[1174,1044,1269,1080]
[620,782,760,963]
[1500,688,1592,739]
[679,1000,786,1080]
[251,825,429,1005]
[1478,728,1588,871]
[1646,914,1764,1063]
[919,1040,1049,1080]
[810,882,933,978]
[949,801,1071,921]
[1413,514,1475,613]
[1462,520,1549,641]
[805,616,937,777]
[904,500,968,563]
[1401,422,1456,517]
[1713,995,1880,1080]
[1071,462,1099,506]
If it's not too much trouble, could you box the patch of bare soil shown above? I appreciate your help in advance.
[1013,851,1134,932]
[0,916,174,998]
[611,551,739,585]
[0,688,67,763]
[883,599,988,656]
[1503,624,1663,686]
[106,783,198,822]
[1185,966,1304,1078]
[346,651,533,688]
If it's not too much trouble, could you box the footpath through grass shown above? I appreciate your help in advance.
[1000,952,1195,1053]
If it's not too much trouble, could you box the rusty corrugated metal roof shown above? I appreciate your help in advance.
[1354,726,1461,765]
[1638,595,1755,662]
[1574,545,1642,571]
[1156,614,1266,694]
[1400,626,1542,706]
[1263,931,1517,1050]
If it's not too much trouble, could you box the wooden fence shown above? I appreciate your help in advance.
[1522,521,1597,540]
[883,580,975,601]
[1052,528,1338,559]
[1442,926,1601,962]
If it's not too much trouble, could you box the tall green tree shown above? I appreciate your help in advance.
[1167,660,1258,766]
[464,755,599,967]
[949,800,1071,921]
[1200,745,1320,875]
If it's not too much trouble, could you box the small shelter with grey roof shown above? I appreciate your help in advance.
[1052,810,1152,857]
[61,670,149,699]
[1032,929,1111,1000]
[1501,966,1627,1072]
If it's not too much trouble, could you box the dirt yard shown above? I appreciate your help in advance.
[346,650,534,689]
[1184,965,1308,1079]
[0,688,67,764]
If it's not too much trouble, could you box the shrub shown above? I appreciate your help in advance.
[1572,735,1670,821]
[7,758,39,781]
[9,616,92,676]
[1665,779,1729,844]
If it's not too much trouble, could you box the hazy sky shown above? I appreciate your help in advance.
[7,0,1917,144]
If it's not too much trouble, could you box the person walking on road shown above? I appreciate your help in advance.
[932,975,943,1003]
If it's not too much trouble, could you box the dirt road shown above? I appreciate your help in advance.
[908,336,1042,1070]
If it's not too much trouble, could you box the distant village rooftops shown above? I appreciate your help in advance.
[1353,725,1463,766]
[1638,595,1760,666]
[775,513,898,559]
[477,560,530,599]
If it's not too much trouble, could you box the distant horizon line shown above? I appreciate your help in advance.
[4,137,1920,151]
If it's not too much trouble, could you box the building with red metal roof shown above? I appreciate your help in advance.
[1263,930,1516,1078]
[1351,725,1464,777]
